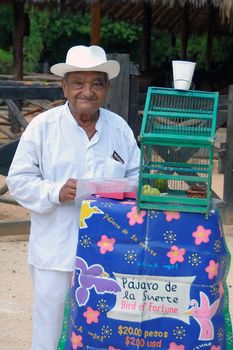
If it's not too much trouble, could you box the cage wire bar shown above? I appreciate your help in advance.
[137,87,219,214]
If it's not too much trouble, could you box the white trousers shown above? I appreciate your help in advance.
[30,266,72,350]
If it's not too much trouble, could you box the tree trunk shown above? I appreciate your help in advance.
[180,3,189,60]
[13,0,25,80]
[141,1,151,72]
[206,5,216,71]
[91,0,101,45]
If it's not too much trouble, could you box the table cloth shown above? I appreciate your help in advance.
[58,196,232,350]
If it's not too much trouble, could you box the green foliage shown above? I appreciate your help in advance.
[0,5,13,50]
[0,5,13,74]
[42,11,141,65]
[24,10,142,70]
[212,35,233,65]
[0,48,13,74]
[24,6,49,72]
[177,35,207,69]
[100,17,141,61]
[1,5,233,77]
[176,34,233,69]
[42,10,91,65]
[151,30,177,68]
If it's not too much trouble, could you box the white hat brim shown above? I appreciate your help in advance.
[50,60,120,80]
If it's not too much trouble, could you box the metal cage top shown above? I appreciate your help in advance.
[140,87,219,145]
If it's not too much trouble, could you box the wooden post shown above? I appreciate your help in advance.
[90,0,101,45]
[128,63,140,138]
[12,0,25,80]
[12,0,25,133]
[104,53,130,122]
[180,3,189,60]
[223,85,233,224]
[206,4,216,71]
[141,1,151,72]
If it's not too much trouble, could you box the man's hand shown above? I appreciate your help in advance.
[59,178,77,203]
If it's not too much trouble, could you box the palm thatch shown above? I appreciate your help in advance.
[219,0,233,25]
[3,0,233,29]
[72,0,233,31]
[84,0,233,29]
[133,0,233,26]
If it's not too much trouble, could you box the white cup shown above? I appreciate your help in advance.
[172,60,196,90]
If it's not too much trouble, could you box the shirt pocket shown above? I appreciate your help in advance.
[104,157,126,179]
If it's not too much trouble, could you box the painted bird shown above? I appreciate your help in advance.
[75,256,121,306]
[184,291,220,341]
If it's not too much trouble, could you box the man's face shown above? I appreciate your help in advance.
[61,71,110,118]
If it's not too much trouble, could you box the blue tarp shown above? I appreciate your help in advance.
[58,196,232,350]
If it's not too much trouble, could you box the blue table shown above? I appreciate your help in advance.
[58,196,232,350]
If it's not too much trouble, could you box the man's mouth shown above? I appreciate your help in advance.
[77,97,96,101]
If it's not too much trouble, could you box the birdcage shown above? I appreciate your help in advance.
[137,87,219,214]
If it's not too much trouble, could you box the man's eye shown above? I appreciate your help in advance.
[73,82,83,88]
[92,82,104,89]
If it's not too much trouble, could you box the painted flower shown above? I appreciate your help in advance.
[127,206,146,225]
[168,342,185,350]
[71,272,75,288]
[205,260,219,279]
[97,235,116,254]
[109,347,121,350]
[71,332,83,349]
[211,346,221,350]
[192,225,212,245]
[218,281,224,298]
[164,211,180,222]
[167,245,186,264]
[83,306,100,324]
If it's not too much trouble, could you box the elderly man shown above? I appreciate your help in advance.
[7,45,140,350]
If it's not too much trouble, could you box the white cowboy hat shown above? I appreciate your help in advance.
[50,45,120,79]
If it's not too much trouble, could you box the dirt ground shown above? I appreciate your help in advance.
[0,146,233,349]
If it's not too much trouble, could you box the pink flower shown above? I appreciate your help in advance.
[167,245,186,264]
[71,332,83,349]
[192,225,212,245]
[211,346,221,350]
[218,281,224,298]
[126,206,146,225]
[83,306,100,324]
[97,235,116,254]
[168,342,185,350]
[109,347,121,350]
[205,260,219,279]
[164,211,180,222]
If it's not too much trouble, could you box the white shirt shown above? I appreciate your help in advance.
[6,103,140,271]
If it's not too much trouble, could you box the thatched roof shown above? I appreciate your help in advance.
[86,0,233,27]
[77,0,233,33]
[3,0,233,32]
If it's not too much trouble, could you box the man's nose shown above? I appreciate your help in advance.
[82,83,93,96]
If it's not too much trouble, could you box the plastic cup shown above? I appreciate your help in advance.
[172,60,196,90]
